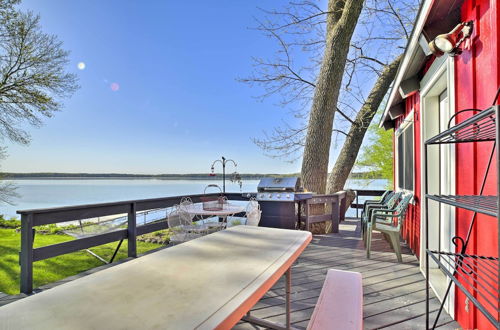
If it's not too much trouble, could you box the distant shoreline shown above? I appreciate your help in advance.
[0,173,293,180]
[4,176,261,181]
[0,172,385,180]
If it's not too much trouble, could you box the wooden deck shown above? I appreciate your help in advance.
[235,218,459,329]
[0,218,459,329]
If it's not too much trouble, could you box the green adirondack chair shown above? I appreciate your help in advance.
[362,191,402,243]
[365,194,413,263]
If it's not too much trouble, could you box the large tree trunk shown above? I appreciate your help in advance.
[300,0,364,194]
[327,55,402,193]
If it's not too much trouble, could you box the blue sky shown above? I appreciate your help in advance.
[2,0,337,174]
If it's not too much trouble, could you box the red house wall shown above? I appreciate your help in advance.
[454,1,498,328]
[395,93,422,257]
[394,0,499,328]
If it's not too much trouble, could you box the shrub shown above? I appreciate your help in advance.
[0,218,21,228]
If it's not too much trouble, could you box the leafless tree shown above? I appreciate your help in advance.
[0,147,18,204]
[241,0,419,193]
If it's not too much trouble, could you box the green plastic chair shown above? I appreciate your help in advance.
[361,190,393,218]
[361,192,401,242]
[360,191,394,226]
[365,194,413,263]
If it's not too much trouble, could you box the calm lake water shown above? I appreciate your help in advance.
[1,178,388,219]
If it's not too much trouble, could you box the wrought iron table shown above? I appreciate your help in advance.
[182,202,246,229]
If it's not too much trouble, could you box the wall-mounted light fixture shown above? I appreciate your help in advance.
[428,21,473,57]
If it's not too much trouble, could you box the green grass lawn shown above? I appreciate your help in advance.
[0,228,161,295]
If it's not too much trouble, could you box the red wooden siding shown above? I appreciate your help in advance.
[393,0,499,328]
[454,1,499,328]
[395,93,422,257]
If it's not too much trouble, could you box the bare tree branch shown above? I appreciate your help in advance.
[241,0,419,164]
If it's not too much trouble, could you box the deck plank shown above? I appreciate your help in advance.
[237,218,460,329]
[0,218,460,329]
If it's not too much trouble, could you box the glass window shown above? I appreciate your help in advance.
[397,122,414,191]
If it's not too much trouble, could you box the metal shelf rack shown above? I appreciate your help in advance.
[425,195,497,217]
[426,106,496,145]
[427,251,499,326]
[424,105,500,329]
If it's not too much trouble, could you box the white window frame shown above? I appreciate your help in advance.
[419,54,456,317]
[395,110,415,194]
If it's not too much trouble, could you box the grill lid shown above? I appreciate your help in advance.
[257,177,301,192]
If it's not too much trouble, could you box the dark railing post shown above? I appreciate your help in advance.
[331,198,340,233]
[20,213,34,294]
[355,191,359,219]
[128,203,137,258]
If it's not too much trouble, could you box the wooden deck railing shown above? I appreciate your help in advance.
[350,189,386,218]
[17,192,254,294]
[17,188,384,294]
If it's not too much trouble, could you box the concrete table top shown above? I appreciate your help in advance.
[0,226,311,330]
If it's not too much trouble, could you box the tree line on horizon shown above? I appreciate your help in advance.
[0,171,387,180]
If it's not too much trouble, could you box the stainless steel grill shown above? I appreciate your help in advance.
[257,177,301,201]
[256,177,312,229]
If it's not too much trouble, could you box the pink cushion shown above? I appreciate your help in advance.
[307,269,363,330]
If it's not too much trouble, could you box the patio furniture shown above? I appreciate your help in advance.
[167,205,203,244]
[182,201,245,231]
[245,199,262,226]
[227,198,262,226]
[303,195,341,233]
[0,226,312,329]
[365,194,414,262]
[361,190,393,218]
[337,190,348,222]
[307,269,363,330]
[361,191,402,241]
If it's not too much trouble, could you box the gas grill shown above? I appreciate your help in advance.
[256,177,312,229]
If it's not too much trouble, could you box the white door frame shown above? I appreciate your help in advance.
[419,55,456,317]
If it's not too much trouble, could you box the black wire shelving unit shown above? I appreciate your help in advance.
[425,195,497,217]
[424,105,500,329]
[426,106,497,145]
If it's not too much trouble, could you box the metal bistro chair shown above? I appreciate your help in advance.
[227,198,262,227]
[245,199,262,226]
[179,198,214,236]
[167,205,204,245]
[362,191,402,242]
[365,194,413,262]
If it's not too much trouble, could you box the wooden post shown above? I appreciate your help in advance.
[331,198,340,234]
[128,203,137,258]
[304,200,310,231]
[339,191,347,222]
[20,213,34,294]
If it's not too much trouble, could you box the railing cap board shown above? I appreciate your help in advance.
[354,189,386,196]
[17,192,254,216]
[16,193,221,215]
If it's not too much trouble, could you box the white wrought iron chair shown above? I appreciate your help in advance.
[167,205,204,245]
[245,199,262,226]
[227,199,262,226]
